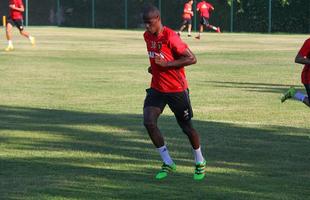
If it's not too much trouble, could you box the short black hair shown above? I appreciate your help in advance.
[142,5,160,20]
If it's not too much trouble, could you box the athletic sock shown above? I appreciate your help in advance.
[28,36,33,41]
[193,147,205,163]
[8,40,13,46]
[294,92,306,102]
[212,26,217,31]
[157,145,174,165]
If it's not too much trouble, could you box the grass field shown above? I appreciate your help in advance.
[0,27,309,200]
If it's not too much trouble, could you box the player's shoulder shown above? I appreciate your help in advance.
[143,31,151,39]
[304,38,310,43]
[163,26,178,38]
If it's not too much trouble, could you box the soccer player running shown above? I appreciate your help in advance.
[178,0,194,37]
[5,0,35,51]
[142,5,206,180]
[281,38,310,107]
[195,0,221,40]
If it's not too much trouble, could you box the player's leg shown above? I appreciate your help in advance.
[302,84,310,107]
[143,106,165,148]
[16,20,36,46]
[187,20,192,37]
[143,88,176,179]
[178,20,187,36]
[167,90,206,180]
[5,20,14,51]
[195,25,204,39]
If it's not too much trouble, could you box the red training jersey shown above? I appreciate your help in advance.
[144,26,189,93]
[298,38,310,84]
[9,0,24,20]
[183,3,193,20]
[197,1,214,19]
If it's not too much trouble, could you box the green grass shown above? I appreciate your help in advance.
[0,27,309,200]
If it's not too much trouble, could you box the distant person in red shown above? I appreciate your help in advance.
[142,5,206,181]
[5,0,35,51]
[196,0,221,39]
[281,38,310,107]
[178,0,194,37]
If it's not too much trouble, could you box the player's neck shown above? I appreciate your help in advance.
[155,24,164,36]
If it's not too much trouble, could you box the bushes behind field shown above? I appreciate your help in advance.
[0,0,309,33]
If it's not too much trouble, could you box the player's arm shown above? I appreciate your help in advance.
[295,40,310,65]
[295,54,310,65]
[155,48,197,68]
[9,4,25,12]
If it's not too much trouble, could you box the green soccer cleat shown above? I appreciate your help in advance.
[155,163,176,180]
[194,160,206,181]
[281,87,297,103]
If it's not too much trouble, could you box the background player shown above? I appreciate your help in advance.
[196,0,221,39]
[281,38,310,107]
[142,5,206,181]
[178,0,194,37]
[5,0,35,51]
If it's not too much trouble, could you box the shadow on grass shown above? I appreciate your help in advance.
[0,105,309,200]
[205,81,305,94]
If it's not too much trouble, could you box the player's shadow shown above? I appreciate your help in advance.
[205,81,305,94]
[0,105,309,199]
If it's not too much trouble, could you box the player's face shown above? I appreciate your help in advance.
[189,0,193,5]
[143,16,161,34]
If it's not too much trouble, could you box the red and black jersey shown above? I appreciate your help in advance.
[144,26,189,93]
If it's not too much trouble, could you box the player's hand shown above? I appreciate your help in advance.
[148,66,152,74]
[155,53,168,67]
[191,11,194,16]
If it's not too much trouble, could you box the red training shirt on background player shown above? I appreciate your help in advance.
[9,0,24,20]
[183,2,193,20]
[197,1,214,19]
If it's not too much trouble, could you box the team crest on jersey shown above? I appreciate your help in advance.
[157,42,162,50]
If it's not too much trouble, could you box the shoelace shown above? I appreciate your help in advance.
[195,163,206,175]
[160,163,173,173]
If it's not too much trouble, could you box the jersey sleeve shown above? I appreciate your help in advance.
[298,39,310,57]
[168,33,188,55]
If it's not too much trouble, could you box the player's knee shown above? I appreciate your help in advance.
[179,120,195,136]
[143,120,158,131]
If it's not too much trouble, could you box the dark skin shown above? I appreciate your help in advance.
[143,13,200,149]
[295,54,310,106]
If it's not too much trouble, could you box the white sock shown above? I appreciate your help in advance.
[294,92,306,102]
[157,145,174,165]
[193,147,205,163]
[212,26,217,31]
[28,36,33,41]
[8,40,13,46]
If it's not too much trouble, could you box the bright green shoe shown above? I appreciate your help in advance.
[194,160,206,181]
[281,87,297,103]
[155,163,176,180]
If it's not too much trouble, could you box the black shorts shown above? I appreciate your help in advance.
[200,17,209,26]
[182,18,192,26]
[6,17,24,31]
[144,88,193,122]
[304,84,310,97]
